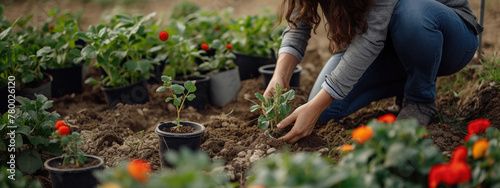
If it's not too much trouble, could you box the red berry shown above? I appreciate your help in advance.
[58,125,70,135]
[55,120,65,129]
[201,43,209,51]
[159,31,169,41]
[49,26,53,30]
[226,44,232,50]
[214,26,220,31]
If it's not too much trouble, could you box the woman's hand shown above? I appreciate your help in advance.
[263,53,299,99]
[278,89,335,143]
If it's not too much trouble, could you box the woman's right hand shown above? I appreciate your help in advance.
[262,53,299,100]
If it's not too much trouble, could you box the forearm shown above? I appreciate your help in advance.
[308,89,334,114]
[274,53,299,84]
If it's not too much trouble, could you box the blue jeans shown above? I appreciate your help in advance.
[309,0,478,123]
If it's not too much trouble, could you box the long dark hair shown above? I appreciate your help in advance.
[279,0,375,53]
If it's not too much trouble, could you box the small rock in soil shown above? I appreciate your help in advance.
[451,136,461,142]
[249,154,260,163]
[254,150,264,157]
[222,122,229,127]
[319,148,329,154]
[267,148,276,154]
[237,151,247,157]
[229,124,238,129]
[118,145,131,153]
[167,104,176,112]
[220,148,228,154]
[137,109,144,116]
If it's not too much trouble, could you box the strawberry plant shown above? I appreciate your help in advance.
[156,76,196,128]
[79,12,159,88]
[198,39,236,74]
[0,94,62,175]
[50,120,88,167]
[250,83,294,134]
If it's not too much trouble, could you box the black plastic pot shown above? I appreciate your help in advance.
[172,76,210,110]
[233,51,276,80]
[208,68,241,107]
[101,79,150,109]
[258,64,302,89]
[0,84,7,114]
[148,54,168,84]
[155,121,205,168]
[18,72,53,100]
[44,155,104,188]
[45,64,83,98]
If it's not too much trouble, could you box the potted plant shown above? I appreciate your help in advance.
[155,76,205,168]
[163,25,210,110]
[225,14,284,80]
[39,9,86,98]
[0,95,62,175]
[249,83,294,138]
[44,120,104,188]
[79,13,159,109]
[198,39,240,107]
[258,64,302,89]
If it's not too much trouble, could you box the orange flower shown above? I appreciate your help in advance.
[377,114,396,124]
[201,43,209,51]
[127,159,151,183]
[339,144,354,152]
[159,31,169,41]
[226,44,232,50]
[423,133,428,138]
[55,120,66,129]
[58,125,70,135]
[472,139,489,159]
[352,125,373,145]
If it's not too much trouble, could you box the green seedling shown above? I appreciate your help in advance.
[250,83,294,133]
[156,75,196,129]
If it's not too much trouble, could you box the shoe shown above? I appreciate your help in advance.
[395,98,437,126]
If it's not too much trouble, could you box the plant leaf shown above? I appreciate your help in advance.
[156,86,167,92]
[186,94,196,101]
[250,104,262,112]
[165,97,173,103]
[173,98,182,107]
[17,149,42,174]
[255,93,266,103]
[184,81,196,93]
[170,84,185,95]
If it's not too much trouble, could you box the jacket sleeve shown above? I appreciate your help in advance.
[322,0,399,100]
[278,6,312,63]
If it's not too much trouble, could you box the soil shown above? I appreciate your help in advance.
[161,126,196,134]
[3,0,500,187]
[51,158,101,170]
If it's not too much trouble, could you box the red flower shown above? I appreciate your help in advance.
[428,146,471,188]
[58,125,70,135]
[201,43,209,51]
[464,119,490,141]
[159,31,169,41]
[127,159,151,183]
[226,44,232,50]
[55,120,66,129]
[49,26,54,30]
[377,114,396,124]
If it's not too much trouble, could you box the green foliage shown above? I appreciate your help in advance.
[0,95,61,175]
[250,83,294,132]
[156,76,197,128]
[336,119,445,187]
[198,39,237,74]
[52,131,88,167]
[247,150,342,187]
[170,1,200,20]
[461,127,500,187]
[478,53,500,86]
[225,12,284,57]
[0,166,42,188]
[162,31,204,80]
[80,12,160,88]
[95,148,233,188]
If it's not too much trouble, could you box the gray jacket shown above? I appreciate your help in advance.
[279,0,483,100]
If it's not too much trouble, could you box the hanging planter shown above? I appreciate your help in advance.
[172,76,210,110]
[233,52,276,80]
[208,68,241,107]
[258,64,302,89]
[44,155,104,188]
[155,121,205,168]
[18,72,53,100]
[45,63,83,98]
[101,79,150,109]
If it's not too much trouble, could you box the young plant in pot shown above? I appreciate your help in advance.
[198,39,240,107]
[44,120,104,188]
[38,9,87,98]
[155,75,205,168]
[225,13,285,80]
[163,29,210,110]
[80,14,158,109]
[249,83,295,138]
